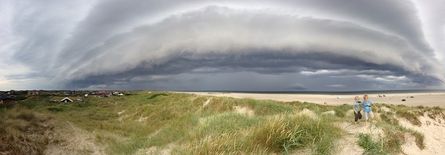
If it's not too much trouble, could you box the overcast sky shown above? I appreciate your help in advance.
[0,0,444,91]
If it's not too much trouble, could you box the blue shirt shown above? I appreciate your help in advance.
[362,100,373,112]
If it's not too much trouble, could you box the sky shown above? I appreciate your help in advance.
[0,0,444,91]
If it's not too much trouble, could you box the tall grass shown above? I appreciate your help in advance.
[357,128,405,155]
[185,114,341,154]
[381,128,405,153]
[0,107,56,154]
[357,133,386,155]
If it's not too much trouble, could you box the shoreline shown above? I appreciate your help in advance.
[182,91,445,107]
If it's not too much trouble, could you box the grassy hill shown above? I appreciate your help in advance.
[1,91,444,154]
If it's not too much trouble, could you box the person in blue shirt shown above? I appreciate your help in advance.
[353,96,362,123]
[362,94,373,121]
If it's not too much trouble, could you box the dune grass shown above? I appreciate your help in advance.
[1,92,349,154]
[2,92,440,154]
[358,122,406,155]
[373,104,429,152]
[357,133,387,155]
[426,106,445,120]
[395,110,421,126]
[380,111,399,126]
[412,131,425,149]
[0,107,56,154]
[183,114,341,155]
[382,103,445,126]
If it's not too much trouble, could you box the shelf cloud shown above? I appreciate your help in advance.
[1,0,444,90]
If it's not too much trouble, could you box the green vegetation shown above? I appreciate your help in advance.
[185,114,341,155]
[357,133,386,155]
[357,124,406,155]
[1,92,345,154]
[147,93,168,99]
[1,92,442,154]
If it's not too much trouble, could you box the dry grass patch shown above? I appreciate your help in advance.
[396,109,421,126]
[411,131,425,150]
[0,108,58,155]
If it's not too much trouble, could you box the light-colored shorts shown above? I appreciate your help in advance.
[364,111,373,120]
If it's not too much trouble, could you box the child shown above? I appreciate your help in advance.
[362,94,373,121]
[353,96,362,123]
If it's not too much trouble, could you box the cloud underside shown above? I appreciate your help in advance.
[67,52,438,90]
[3,0,445,90]
[62,7,441,90]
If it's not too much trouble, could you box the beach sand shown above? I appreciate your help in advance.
[184,92,445,107]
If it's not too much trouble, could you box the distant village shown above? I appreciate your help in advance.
[0,90,130,105]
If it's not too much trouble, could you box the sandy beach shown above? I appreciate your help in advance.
[184,92,445,107]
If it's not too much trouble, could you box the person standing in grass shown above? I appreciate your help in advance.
[362,94,373,121]
[353,96,362,123]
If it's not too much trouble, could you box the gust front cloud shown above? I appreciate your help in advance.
[1,0,444,90]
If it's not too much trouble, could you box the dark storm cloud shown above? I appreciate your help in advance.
[1,0,444,90]
[65,51,436,90]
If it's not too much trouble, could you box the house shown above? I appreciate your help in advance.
[27,90,40,96]
[112,91,124,96]
[95,91,112,97]
[60,97,73,103]
[0,95,15,105]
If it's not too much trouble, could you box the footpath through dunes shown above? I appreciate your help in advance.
[0,91,444,155]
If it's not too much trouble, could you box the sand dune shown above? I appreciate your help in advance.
[185,91,445,154]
